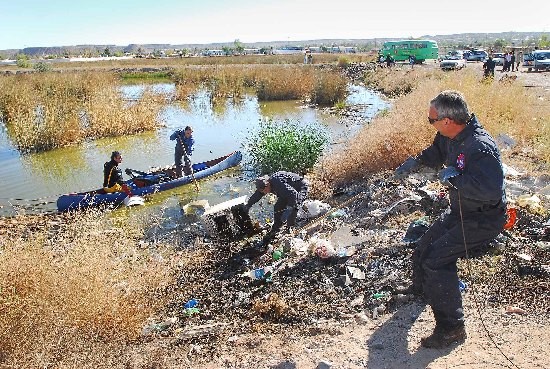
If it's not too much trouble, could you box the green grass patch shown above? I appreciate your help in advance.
[245,119,328,175]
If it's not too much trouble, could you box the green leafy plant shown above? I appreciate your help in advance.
[33,61,52,72]
[245,119,328,175]
[16,54,31,68]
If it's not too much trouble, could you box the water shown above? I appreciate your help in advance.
[0,83,389,217]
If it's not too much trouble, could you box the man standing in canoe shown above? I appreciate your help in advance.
[103,151,132,195]
[170,125,195,177]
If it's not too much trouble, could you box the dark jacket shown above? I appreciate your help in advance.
[170,130,194,156]
[247,171,307,209]
[103,160,124,188]
[416,115,506,216]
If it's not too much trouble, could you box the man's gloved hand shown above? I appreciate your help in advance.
[125,168,133,175]
[438,166,461,187]
[242,204,250,213]
[281,206,296,223]
[394,157,421,179]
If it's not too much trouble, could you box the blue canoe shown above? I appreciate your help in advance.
[57,151,242,212]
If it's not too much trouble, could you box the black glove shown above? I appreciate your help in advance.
[394,157,421,179]
[125,168,133,175]
[242,204,250,213]
[438,166,460,187]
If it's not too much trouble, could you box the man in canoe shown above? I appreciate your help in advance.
[170,125,195,177]
[244,171,309,247]
[103,151,132,195]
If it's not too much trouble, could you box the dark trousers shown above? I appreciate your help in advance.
[175,148,192,177]
[271,183,308,235]
[412,209,505,328]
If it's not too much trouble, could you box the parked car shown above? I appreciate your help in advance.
[532,50,550,72]
[465,50,488,62]
[492,53,506,66]
[440,55,466,70]
[523,53,534,70]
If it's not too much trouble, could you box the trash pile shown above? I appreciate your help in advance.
[142,167,549,361]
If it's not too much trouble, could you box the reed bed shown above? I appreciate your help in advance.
[316,67,550,189]
[172,64,347,105]
[0,210,173,367]
[41,53,371,70]
[0,72,163,152]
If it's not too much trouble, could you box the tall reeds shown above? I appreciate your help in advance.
[0,72,163,152]
[172,65,347,105]
[317,67,550,189]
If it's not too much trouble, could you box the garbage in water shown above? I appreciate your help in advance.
[458,280,467,292]
[201,196,254,240]
[182,199,210,215]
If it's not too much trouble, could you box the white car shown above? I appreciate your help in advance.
[440,55,466,70]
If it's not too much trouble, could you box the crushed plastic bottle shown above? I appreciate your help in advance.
[184,299,199,309]
[272,249,284,261]
[372,292,389,299]
[243,266,273,280]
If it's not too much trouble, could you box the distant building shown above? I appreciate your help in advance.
[273,46,304,55]
[243,48,261,55]
[202,49,225,56]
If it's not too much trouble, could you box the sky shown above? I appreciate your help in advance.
[0,0,548,50]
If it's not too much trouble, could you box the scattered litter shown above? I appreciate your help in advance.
[308,237,336,259]
[346,266,366,280]
[516,194,545,214]
[502,163,524,177]
[505,306,528,315]
[327,209,347,219]
[403,216,430,243]
[298,199,331,218]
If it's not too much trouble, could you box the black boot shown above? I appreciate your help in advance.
[421,325,466,348]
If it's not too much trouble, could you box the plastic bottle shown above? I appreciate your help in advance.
[372,292,389,299]
[244,266,273,280]
[272,249,283,261]
[184,299,199,309]
[458,280,467,292]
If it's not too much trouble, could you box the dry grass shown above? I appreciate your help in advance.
[0,72,163,152]
[0,211,173,367]
[173,64,347,104]
[316,67,550,189]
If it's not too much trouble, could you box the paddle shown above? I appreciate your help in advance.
[177,133,199,192]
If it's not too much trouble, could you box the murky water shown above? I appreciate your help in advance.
[0,83,389,217]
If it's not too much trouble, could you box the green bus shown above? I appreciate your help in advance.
[379,40,439,63]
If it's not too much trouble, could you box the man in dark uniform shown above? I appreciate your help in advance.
[103,151,132,195]
[483,56,496,78]
[170,125,195,177]
[394,90,507,348]
[244,171,309,245]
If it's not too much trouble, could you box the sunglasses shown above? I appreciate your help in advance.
[428,116,446,124]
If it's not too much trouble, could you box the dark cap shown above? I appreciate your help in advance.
[111,151,121,160]
[255,175,269,190]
